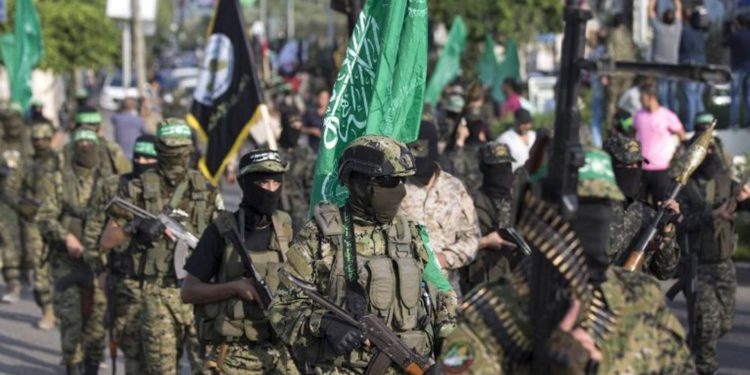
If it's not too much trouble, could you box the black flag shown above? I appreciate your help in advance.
[187,0,263,186]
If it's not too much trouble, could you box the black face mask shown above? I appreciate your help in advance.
[348,175,406,225]
[466,119,485,145]
[695,152,723,180]
[481,163,513,199]
[573,200,613,285]
[132,161,157,178]
[613,167,642,200]
[410,121,439,186]
[239,175,282,217]
[279,122,301,149]
[74,144,99,169]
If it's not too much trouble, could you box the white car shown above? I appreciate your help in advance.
[99,73,140,111]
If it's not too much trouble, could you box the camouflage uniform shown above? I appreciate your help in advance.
[440,149,694,374]
[37,128,108,370]
[62,110,131,176]
[461,142,516,293]
[278,145,316,232]
[189,150,298,375]
[268,136,457,374]
[111,120,219,375]
[399,167,479,291]
[603,135,679,279]
[0,106,34,299]
[678,159,745,374]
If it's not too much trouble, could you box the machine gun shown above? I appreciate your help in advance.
[285,271,435,375]
[622,122,715,271]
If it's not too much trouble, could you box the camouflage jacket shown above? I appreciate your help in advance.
[399,169,479,270]
[268,209,457,373]
[82,173,134,272]
[607,199,679,280]
[439,267,694,374]
[16,152,64,221]
[0,134,34,201]
[443,143,483,194]
[62,136,131,176]
[278,145,316,231]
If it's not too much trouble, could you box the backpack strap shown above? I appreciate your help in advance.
[271,212,292,262]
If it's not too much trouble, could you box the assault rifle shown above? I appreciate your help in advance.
[106,195,199,279]
[223,221,274,309]
[284,271,435,375]
[105,270,118,375]
[498,227,532,256]
[666,233,698,347]
[54,261,95,323]
[622,121,715,271]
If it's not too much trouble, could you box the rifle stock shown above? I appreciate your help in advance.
[622,187,682,272]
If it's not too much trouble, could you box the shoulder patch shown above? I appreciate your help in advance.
[314,203,343,236]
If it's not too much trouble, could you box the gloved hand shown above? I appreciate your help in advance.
[134,217,166,244]
[319,313,364,356]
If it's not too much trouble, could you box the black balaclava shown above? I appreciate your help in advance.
[480,162,513,199]
[613,166,643,200]
[279,115,302,149]
[572,199,613,285]
[694,151,723,181]
[466,118,486,145]
[74,142,99,169]
[347,173,406,225]
[156,142,192,185]
[239,172,283,229]
[410,121,439,186]
[132,134,159,178]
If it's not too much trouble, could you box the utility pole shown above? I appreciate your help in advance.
[132,0,147,101]
[287,0,295,38]
[122,21,132,90]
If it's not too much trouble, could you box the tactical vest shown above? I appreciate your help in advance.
[108,174,142,279]
[315,204,433,366]
[60,169,100,242]
[195,210,291,344]
[698,172,735,262]
[133,170,211,282]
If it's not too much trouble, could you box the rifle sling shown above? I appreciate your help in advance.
[166,179,189,211]
[223,209,272,305]
[341,205,367,318]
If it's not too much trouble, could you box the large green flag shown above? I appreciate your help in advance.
[478,34,498,99]
[493,40,521,102]
[424,16,466,106]
[310,0,428,209]
[0,0,43,111]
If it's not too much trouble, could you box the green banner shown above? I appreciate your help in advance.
[0,0,43,111]
[424,16,466,106]
[478,34,498,100]
[310,0,428,209]
[494,39,520,102]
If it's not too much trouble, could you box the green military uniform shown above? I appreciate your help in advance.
[0,104,34,302]
[112,120,219,375]
[461,142,516,293]
[278,144,316,232]
[37,128,108,373]
[20,122,63,325]
[269,135,457,374]
[62,110,131,176]
[188,150,298,374]
[678,138,747,374]
[440,149,694,374]
[603,134,680,279]
[82,136,160,375]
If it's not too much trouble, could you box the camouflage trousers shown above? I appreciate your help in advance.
[0,204,32,286]
[202,341,300,375]
[113,277,145,375]
[141,281,202,375]
[26,222,52,311]
[694,259,737,375]
[50,258,106,365]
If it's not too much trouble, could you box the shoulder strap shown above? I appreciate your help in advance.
[314,203,343,236]
[271,213,291,262]
[167,179,190,209]
[341,205,367,318]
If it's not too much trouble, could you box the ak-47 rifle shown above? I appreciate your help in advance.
[284,271,434,375]
[622,122,716,271]
[54,261,95,322]
[667,232,697,347]
[221,219,274,309]
[106,195,199,279]
[105,270,118,375]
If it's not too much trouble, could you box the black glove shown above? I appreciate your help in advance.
[319,314,364,356]
[134,217,166,244]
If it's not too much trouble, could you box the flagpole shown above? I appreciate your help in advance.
[259,103,277,150]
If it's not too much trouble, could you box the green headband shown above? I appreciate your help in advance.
[72,129,100,144]
[578,150,616,183]
[695,113,715,126]
[618,116,634,132]
[133,141,157,157]
[75,112,102,124]
[157,123,192,139]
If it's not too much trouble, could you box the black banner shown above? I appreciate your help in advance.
[187,0,263,186]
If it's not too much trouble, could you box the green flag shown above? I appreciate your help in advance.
[478,34,498,98]
[310,0,428,209]
[424,16,466,106]
[0,0,43,111]
[493,40,521,102]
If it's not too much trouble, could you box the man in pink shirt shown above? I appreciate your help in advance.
[634,83,686,201]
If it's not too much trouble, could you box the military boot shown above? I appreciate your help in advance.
[37,306,56,330]
[1,281,21,304]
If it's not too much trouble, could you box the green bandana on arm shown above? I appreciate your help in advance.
[419,225,454,293]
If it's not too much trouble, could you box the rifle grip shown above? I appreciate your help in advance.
[404,363,425,375]
[623,250,645,272]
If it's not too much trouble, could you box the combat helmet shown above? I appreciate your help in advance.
[239,150,289,176]
[479,141,515,165]
[338,135,415,184]
[603,135,643,166]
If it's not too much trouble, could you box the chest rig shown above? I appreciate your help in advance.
[134,170,210,281]
[195,210,291,344]
[697,172,735,262]
[315,204,433,364]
